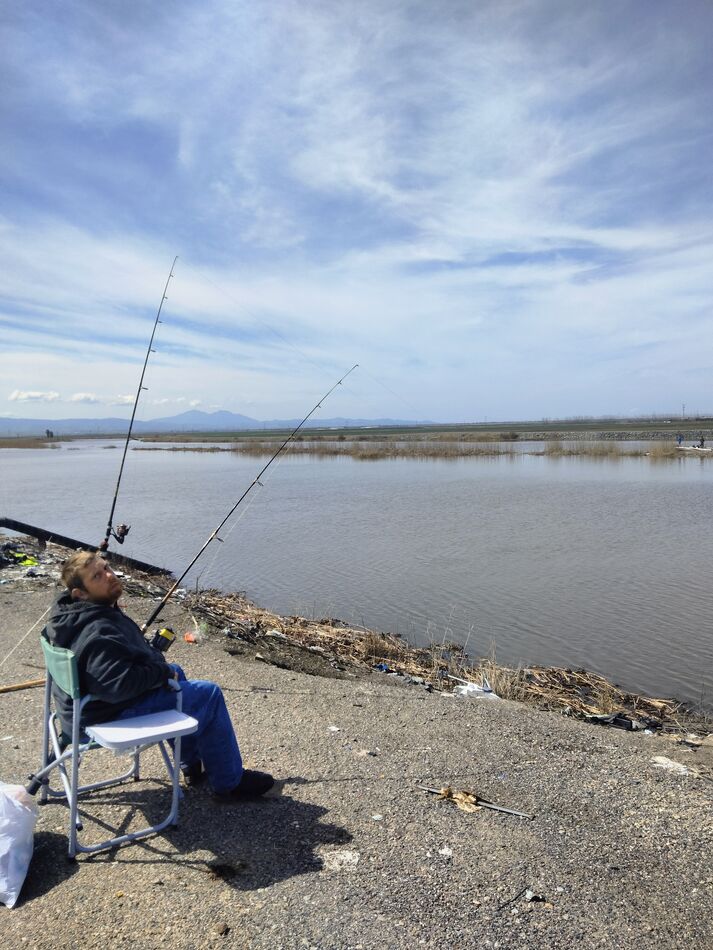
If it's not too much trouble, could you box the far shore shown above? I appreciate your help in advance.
[3,425,713,461]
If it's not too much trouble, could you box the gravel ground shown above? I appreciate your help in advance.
[1,564,712,949]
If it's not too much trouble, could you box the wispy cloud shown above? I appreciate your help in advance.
[9,390,60,403]
[69,392,100,404]
[1,2,712,420]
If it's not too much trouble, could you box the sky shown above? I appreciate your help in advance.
[2,0,712,424]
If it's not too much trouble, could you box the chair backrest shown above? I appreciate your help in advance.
[40,637,81,700]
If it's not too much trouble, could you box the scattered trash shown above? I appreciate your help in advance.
[328,726,341,733]
[524,889,546,903]
[449,674,499,700]
[586,712,659,731]
[418,784,533,819]
[371,814,383,821]
[322,849,360,871]
[265,629,287,641]
[454,682,500,700]
[0,783,38,909]
[651,756,690,775]
[438,846,453,858]
[0,546,39,569]
[183,632,197,644]
[356,749,378,757]
[497,886,528,911]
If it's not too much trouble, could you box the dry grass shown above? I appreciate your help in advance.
[182,588,709,733]
[0,438,60,449]
[131,437,712,462]
[543,441,624,458]
[647,442,681,459]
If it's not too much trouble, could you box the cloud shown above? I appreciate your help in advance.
[9,389,60,402]
[1,3,712,421]
[189,399,201,407]
[69,392,100,403]
[112,395,134,405]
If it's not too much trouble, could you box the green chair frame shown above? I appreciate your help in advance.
[30,637,198,858]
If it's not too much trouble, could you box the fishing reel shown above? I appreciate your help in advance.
[148,627,176,653]
[98,523,130,552]
[111,523,131,544]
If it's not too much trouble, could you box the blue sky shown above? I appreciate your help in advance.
[2,0,712,422]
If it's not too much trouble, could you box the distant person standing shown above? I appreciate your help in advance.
[676,432,683,445]
[699,435,706,448]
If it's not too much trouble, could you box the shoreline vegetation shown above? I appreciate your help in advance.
[3,415,713,461]
[1,533,709,735]
[181,585,711,734]
[2,435,707,461]
[129,437,699,460]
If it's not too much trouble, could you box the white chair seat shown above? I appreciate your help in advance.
[86,710,198,751]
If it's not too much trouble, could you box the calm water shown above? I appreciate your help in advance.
[2,442,712,707]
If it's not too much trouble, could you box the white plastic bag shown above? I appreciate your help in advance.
[0,783,38,908]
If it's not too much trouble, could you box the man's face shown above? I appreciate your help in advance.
[73,557,123,605]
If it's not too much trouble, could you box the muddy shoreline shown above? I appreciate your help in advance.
[2,532,708,734]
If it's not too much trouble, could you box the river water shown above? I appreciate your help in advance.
[2,441,712,707]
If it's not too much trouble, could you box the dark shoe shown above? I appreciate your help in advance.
[182,762,206,787]
[213,769,275,802]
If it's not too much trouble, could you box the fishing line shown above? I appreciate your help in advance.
[100,256,178,552]
[142,363,359,630]
[0,606,50,673]
[195,442,294,591]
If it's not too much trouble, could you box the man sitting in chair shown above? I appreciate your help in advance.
[42,550,274,801]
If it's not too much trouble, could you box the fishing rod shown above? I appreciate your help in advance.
[100,256,178,552]
[142,362,359,631]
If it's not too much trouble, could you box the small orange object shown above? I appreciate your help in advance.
[184,632,197,643]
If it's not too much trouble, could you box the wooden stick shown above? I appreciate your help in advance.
[417,784,533,819]
[0,678,46,694]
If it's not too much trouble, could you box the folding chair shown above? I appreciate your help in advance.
[29,637,199,858]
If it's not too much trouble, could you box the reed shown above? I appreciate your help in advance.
[0,438,59,449]
[182,588,710,732]
[131,437,713,462]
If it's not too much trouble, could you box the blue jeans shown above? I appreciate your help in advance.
[116,664,243,794]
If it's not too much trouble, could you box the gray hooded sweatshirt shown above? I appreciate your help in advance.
[42,592,170,733]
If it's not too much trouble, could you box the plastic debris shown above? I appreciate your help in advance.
[450,675,500,700]
[651,756,690,775]
[0,783,38,909]
[586,712,659,731]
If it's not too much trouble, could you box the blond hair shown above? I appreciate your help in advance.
[61,550,100,591]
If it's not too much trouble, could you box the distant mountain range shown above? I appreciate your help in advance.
[0,409,428,437]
